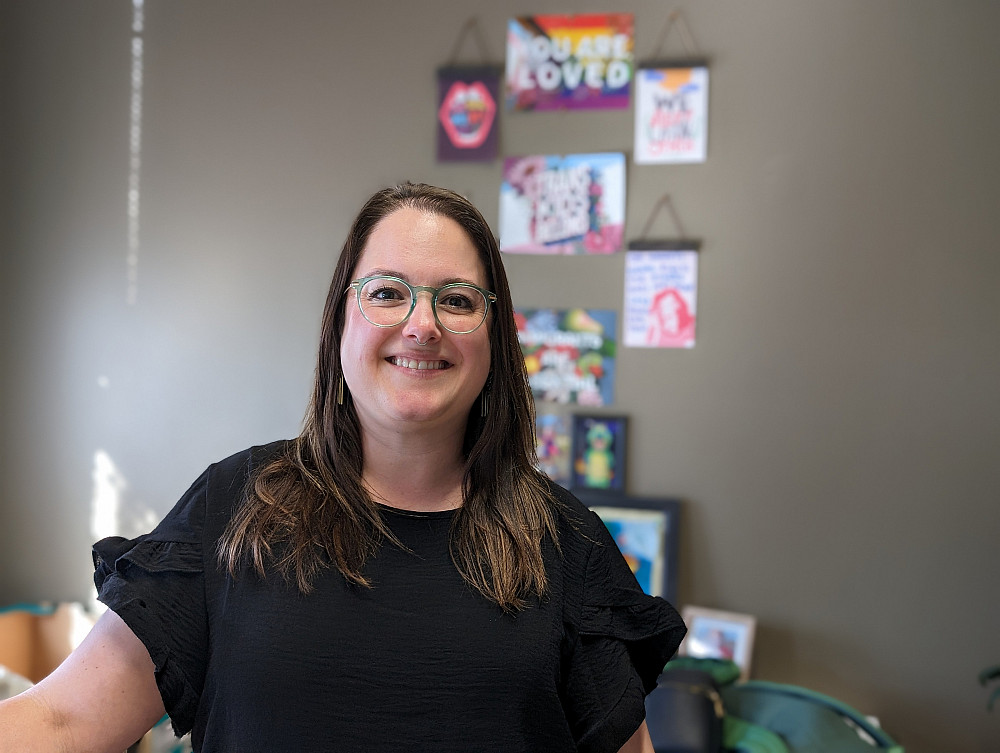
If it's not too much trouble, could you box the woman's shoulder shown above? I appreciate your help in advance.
[545,480,604,535]
[542,480,611,566]
[149,439,295,541]
[207,439,294,485]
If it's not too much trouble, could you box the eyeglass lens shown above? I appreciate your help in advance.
[357,277,488,333]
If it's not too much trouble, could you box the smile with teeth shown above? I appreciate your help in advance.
[388,357,451,371]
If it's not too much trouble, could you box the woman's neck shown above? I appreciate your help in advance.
[360,427,466,512]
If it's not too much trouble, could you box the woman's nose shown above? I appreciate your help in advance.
[403,291,440,343]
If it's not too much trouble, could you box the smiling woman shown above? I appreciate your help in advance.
[0,183,685,753]
[338,206,494,449]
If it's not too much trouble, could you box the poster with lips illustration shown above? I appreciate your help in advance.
[436,66,500,162]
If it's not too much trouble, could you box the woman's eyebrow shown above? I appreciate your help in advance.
[359,269,482,287]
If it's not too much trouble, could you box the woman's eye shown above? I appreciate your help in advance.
[440,293,475,310]
[367,286,407,303]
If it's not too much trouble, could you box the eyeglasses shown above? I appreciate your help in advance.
[347,275,497,334]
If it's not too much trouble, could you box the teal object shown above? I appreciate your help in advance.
[0,603,57,616]
[721,681,904,753]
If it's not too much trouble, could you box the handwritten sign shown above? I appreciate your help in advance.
[624,250,698,348]
[634,65,709,164]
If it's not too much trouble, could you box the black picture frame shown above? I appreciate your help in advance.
[574,491,681,606]
[570,414,628,493]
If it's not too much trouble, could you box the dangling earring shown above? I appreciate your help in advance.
[337,374,345,406]
[480,374,492,418]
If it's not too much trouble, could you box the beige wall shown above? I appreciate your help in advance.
[3,1,999,749]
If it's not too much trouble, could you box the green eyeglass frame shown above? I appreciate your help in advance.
[347,275,497,334]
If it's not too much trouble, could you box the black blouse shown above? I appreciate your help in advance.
[93,442,685,753]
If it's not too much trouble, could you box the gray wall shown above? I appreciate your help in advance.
[3,1,999,749]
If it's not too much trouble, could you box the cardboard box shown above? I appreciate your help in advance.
[0,603,96,684]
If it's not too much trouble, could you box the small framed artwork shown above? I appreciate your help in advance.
[535,411,572,486]
[575,491,680,605]
[679,606,757,681]
[571,414,627,492]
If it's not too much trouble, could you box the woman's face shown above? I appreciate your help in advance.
[340,207,492,441]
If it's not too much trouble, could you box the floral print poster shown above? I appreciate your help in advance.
[499,152,626,254]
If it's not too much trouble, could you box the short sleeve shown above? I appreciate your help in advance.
[561,507,687,753]
[92,467,211,737]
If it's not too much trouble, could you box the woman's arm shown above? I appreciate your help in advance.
[618,719,655,753]
[0,609,165,753]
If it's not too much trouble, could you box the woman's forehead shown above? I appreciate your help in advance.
[354,207,486,284]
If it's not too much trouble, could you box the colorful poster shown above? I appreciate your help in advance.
[499,152,626,254]
[515,308,617,405]
[535,412,571,485]
[624,248,698,348]
[634,65,709,164]
[590,506,667,596]
[437,66,500,162]
[506,14,634,111]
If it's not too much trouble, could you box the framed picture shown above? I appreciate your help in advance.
[576,491,680,605]
[571,414,627,492]
[678,606,757,681]
[535,411,572,485]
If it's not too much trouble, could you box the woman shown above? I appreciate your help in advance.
[0,183,685,752]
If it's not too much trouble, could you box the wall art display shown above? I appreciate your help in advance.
[506,14,634,111]
[515,308,617,406]
[436,66,500,162]
[624,243,699,348]
[634,63,709,164]
[576,492,681,604]
[679,606,757,681]
[571,414,627,492]
[535,411,572,485]
[499,152,626,254]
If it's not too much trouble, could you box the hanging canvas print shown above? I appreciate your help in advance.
[436,66,500,162]
[624,243,699,348]
[535,411,572,485]
[634,63,709,164]
[571,414,627,492]
[506,13,634,111]
[515,308,617,406]
[499,152,626,254]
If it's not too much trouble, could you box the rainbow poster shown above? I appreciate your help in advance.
[634,65,709,164]
[499,152,626,254]
[506,14,634,111]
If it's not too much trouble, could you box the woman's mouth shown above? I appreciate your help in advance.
[388,357,451,371]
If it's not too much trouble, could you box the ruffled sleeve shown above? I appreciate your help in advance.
[92,466,211,737]
[560,501,687,753]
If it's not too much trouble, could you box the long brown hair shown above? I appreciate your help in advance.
[219,183,559,610]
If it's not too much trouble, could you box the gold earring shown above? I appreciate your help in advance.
[337,374,345,406]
